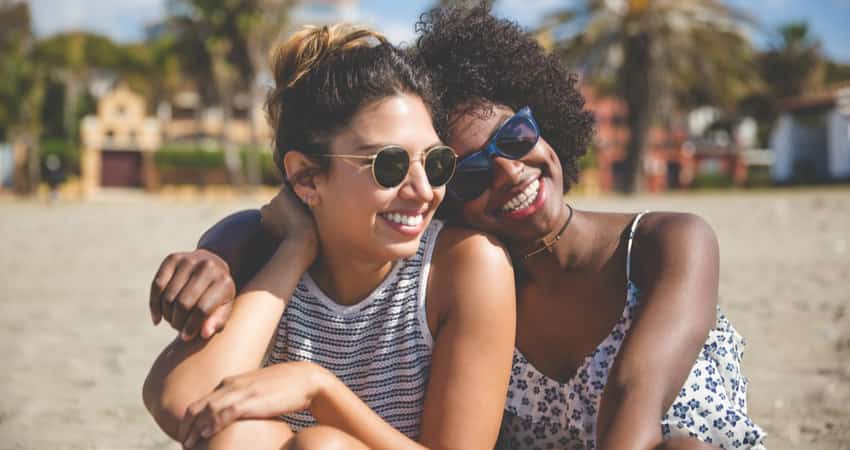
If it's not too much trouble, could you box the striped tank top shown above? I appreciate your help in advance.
[265,220,443,438]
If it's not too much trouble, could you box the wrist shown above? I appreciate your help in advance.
[303,362,335,409]
[272,238,316,272]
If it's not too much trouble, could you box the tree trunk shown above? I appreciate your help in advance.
[220,96,244,187]
[620,32,652,194]
[245,80,262,187]
[26,135,40,195]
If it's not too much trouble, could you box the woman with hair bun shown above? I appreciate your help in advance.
[142,23,516,449]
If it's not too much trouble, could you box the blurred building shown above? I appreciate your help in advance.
[80,84,161,193]
[581,85,762,192]
[0,142,13,190]
[582,86,694,192]
[771,83,850,183]
[157,90,271,146]
[81,1,362,194]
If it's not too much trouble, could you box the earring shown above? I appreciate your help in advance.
[305,195,316,208]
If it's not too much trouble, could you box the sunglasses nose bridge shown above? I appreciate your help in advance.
[397,155,435,199]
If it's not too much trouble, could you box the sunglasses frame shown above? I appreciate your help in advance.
[317,144,458,189]
[448,106,540,201]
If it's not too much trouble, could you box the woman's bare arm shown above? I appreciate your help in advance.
[142,239,314,442]
[149,210,274,340]
[598,213,720,450]
[416,227,516,448]
[178,227,517,450]
[197,209,277,289]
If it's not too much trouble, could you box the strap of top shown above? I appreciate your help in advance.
[625,211,649,283]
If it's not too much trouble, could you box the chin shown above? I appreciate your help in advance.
[376,240,422,261]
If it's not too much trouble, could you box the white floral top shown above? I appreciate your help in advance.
[497,213,766,450]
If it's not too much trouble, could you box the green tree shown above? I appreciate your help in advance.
[824,60,850,85]
[33,32,127,143]
[759,22,824,99]
[165,0,294,186]
[547,0,759,192]
[0,0,45,193]
[740,22,828,147]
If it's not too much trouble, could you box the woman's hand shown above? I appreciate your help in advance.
[260,185,318,251]
[178,361,329,449]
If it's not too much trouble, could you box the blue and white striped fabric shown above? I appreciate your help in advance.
[265,220,443,438]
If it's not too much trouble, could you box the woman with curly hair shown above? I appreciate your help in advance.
[147,5,765,449]
[414,6,765,449]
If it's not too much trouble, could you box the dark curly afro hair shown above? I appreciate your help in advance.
[414,3,595,193]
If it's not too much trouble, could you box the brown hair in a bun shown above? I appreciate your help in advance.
[265,24,436,177]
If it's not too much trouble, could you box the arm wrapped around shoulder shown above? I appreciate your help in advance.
[197,209,278,289]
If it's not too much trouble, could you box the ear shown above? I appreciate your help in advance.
[282,151,324,207]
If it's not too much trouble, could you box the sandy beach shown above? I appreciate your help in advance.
[1,187,848,450]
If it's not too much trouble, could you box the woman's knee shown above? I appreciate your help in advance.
[202,419,294,450]
[285,425,369,450]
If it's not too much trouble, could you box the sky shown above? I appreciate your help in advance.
[27,0,850,63]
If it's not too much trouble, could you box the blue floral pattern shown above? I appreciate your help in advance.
[497,213,766,450]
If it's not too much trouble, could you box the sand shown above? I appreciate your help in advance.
[0,187,848,449]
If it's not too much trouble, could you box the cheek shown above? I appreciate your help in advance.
[319,166,381,213]
[459,195,491,226]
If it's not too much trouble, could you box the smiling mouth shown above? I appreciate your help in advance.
[499,178,540,213]
[379,212,424,227]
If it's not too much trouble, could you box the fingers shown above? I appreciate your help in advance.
[182,276,234,340]
[150,254,180,325]
[150,249,239,341]
[171,264,216,338]
[160,257,196,327]
[181,386,252,448]
[200,299,234,340]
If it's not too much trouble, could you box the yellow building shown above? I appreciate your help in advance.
[80,85,161,193]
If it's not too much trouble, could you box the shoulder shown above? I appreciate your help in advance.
[432,225,511,268]
[631,212,719,284]
[426,225,515,327]
[637,212,717,246]
[197,209,264,248]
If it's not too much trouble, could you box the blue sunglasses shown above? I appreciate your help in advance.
[448,107,540,201]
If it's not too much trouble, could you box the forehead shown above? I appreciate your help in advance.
[446,105,514,157]
[331,94,438,153]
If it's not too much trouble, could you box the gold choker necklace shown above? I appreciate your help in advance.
[522,204,573,260]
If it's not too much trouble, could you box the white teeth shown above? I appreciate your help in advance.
[500,179,540,212]
[383,212,424,227]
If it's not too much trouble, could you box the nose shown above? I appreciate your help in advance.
[397,158,435,202]
[490,155,526,188]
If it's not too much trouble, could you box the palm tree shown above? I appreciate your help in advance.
[760,22,824,99]
[547,0,759,192]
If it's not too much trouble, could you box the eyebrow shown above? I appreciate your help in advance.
[472,112,512,150]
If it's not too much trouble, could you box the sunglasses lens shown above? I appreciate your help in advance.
[449,151,491,200]
[425,146,457,187]
[495,117,538,159]
[373,147,409,188]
